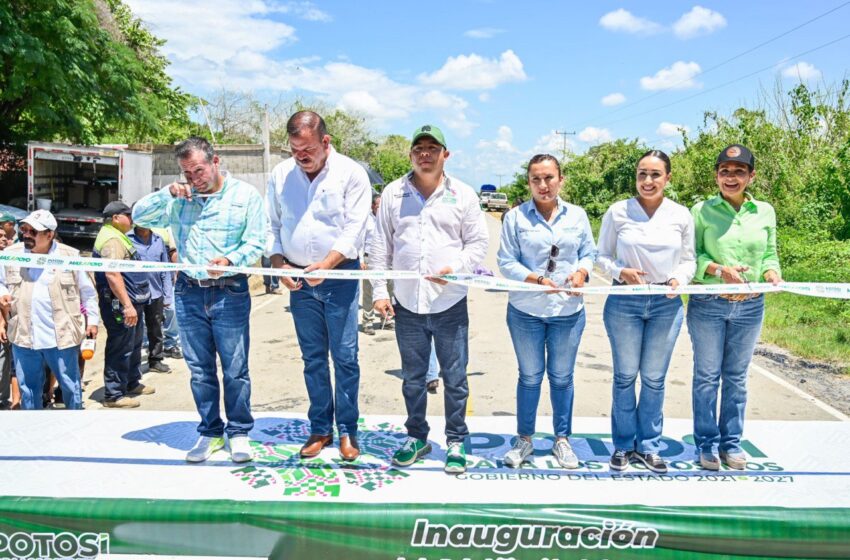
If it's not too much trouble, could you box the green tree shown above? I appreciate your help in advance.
[560,139,645,218]
[0,0,192,145]
[370,134,411,184]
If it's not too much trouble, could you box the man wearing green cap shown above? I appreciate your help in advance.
[0,211,18,249]
[0,211,17,408]
[368,124,489,474]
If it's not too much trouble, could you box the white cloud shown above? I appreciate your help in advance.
[532,131,576,155]
[126,0,298,64]
[656,122,690,138]
[476,125,520,154]
[464,28,505,39]
[673,6,726,39]
[601,92,626,106]
[419,50,527,90]
[268,1,332,22]
[463,126,525,180]
[599,9,663,35]
[640,61,702,90]
[578,127,612,144]
[125,0,478,135]
[782,61,822,82]
[478,92,491,102]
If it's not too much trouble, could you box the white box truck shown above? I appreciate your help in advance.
[27,142,154,241]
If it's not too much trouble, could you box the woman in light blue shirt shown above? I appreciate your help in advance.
[497,154,597,469]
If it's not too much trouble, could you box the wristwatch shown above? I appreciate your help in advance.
[712,265,723,278]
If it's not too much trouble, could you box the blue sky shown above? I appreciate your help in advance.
[125,0,850,187]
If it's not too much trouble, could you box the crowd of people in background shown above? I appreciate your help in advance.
[0,111,781,477]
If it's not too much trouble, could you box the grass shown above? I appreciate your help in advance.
[762,293,850,373]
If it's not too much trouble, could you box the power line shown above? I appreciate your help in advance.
[554,130,576,160]
[575,1,850,130]
[591,31,850,130]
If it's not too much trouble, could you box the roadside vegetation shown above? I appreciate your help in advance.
[503,82,850,372]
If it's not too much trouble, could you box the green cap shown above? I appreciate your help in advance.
[0,211,17,223]
[411,125,447,149]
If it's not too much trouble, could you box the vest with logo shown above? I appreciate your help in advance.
[93,224,151,304]
[3,242,86,350]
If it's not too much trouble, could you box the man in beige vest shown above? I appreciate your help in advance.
[0,210,99,409]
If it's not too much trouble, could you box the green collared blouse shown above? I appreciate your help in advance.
[691,194,781,284]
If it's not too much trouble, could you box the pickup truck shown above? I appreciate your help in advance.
[485,192,510,211]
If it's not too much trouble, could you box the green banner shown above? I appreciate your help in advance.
[1,497,848,559]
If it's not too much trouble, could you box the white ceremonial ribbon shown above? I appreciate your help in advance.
[0,252,847,299]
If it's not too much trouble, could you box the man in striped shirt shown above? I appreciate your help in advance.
[133,137,266,464]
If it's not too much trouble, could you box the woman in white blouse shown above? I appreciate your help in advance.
[597,150,695,474]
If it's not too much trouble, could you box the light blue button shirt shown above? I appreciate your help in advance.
[132,173,266,280]
[497,198,597,317]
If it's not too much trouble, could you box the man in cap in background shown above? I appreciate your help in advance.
[0,211,18,249]
[0,210,99,409]
[369,125,489,474]
[0,210,19,408]
[94,201,155,408]
[129,224,173,374]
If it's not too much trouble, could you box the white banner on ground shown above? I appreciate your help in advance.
[2,411,849,508]
[1,252,848,298]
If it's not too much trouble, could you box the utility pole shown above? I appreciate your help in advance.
[555,130,576,161]
[496,173,505,188]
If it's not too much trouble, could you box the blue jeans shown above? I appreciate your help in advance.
[163,303,180,350]
[603,294,684,453]
[262,256,279,290]
[687,294,765,455]
[506,304,585,438]
[395,298,469,443]
[12,345,82,410]
[175,274,253,438]
[100,297,144,401]
[289,260,361,437]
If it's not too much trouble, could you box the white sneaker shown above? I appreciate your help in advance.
[504,437,534,468]
[228,435,254,463]
[552,438,579,469]
[186,436,225,463]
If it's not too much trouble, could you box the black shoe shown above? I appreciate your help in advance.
[631,451,667,474]
[427,379,439,394]
[609,449,631,471]
[164,347,183,359]
[149,361,172,373]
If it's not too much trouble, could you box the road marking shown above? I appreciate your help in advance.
[749,362,849,421]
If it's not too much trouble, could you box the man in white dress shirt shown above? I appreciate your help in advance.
[369,125,489,474]
[266,111,371,461]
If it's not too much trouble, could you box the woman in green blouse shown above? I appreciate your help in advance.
[688,144,782,471]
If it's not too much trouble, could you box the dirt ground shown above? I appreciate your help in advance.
[78,214,848,424]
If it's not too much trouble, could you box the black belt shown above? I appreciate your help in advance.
[179,272,247,288]
[612,279,671,286]
[283,257,355,269]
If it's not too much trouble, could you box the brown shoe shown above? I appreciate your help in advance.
[128,383,155,396]
[339,435,360,461]
[300,434,332,458]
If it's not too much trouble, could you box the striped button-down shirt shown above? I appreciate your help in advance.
[132,173,266,279]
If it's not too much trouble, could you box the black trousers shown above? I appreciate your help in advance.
[142,297,165,365]
[100,297,144,401]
